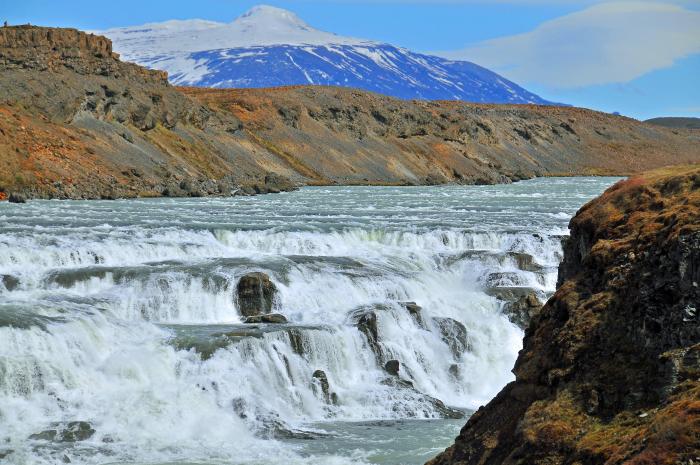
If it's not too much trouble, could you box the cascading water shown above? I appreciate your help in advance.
[0,177,618,464]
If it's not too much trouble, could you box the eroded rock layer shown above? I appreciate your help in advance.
[428,165,700,465]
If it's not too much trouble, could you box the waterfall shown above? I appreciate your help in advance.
[0,178,618,465]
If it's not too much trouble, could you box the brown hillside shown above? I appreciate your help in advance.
[1,26,699,199]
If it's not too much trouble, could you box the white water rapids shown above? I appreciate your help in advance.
[0,178,617,464]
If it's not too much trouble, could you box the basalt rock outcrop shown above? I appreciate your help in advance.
[2,26,700,200]
[235,272,277,317]
[428,165,700,465]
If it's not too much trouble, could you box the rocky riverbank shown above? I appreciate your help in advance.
[1,26,700,200]
[428,164,700,465]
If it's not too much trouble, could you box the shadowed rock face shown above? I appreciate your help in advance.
[427,165,700,465]
[2,26,700,200]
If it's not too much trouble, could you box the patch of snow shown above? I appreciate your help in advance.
[103,4,373,60]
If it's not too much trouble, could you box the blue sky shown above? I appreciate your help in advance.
[5,0,700,120]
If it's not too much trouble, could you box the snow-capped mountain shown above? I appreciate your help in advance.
[102,5,551,104]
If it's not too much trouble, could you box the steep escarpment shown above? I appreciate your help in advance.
[1,26,700,199]
[428,165,700,465]
[0,26,294,199]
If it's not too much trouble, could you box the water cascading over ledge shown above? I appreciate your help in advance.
[0,178,617,465]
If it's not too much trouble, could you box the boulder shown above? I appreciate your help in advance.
[1,274,19,291]
[502,291,541,329]
[243,313,288,324]
[384,359,401,377]
[311,369,334,404]
[8,192,26,203]
[400,301,424,326]
[235,272,277,317]
[432,317,470,357]
[348,308,381,359]
[485,287,543,329]
[484,271,524,288]
[381,376,465,419]
[506,252,543,272]
[232,397,322,440]
[29,421,95,442]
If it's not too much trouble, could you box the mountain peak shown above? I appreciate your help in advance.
[229,4,325,41]
[103,5,368,59]
[237,5,307,26]
[101,6,551,105]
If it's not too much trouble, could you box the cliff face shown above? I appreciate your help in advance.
[428,165,700,465]
[0,26,288,199]
[1,26,700,199]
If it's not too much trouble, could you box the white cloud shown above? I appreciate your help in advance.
[438,1,700,87]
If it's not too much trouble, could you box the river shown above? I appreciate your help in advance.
[0,177,618,464]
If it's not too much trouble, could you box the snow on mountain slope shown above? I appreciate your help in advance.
[102,5,552,104]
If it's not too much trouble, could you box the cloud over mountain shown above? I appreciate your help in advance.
[439,1,700,88]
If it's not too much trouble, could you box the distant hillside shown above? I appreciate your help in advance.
[2,26,700,200]
[645,117,700,130]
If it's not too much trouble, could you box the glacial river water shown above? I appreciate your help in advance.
[0,177,618,465]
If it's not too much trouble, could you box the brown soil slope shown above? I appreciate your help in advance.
[428,165,700,465]
[1,26,699,199]
[184,86,700,185]
[0,26,293,199]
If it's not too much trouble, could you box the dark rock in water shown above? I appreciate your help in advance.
[432,317,470,357]
[232,397,322,440]
[243,313,288,324]
[0,450,13,460]
[428,398,465,420]
[503,292,541,329]
[312,369,333,404]
[29,421,95,442]
[484,271,525,288]
[485,287,543,329]
[400,301,424,326]
[381,376,465,419]
[448,363,460,379]
[1,274,19,291]
[287,328,306,356]
[506,252,543,272]
[235,272,277,317]
[348,308,382,359]
[166,323,324,360]
[8,192,27,203]
[385,359,401,377]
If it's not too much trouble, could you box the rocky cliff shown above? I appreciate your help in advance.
[1,26,700,199]
[428,164,700,465]
[0,25,293,199]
